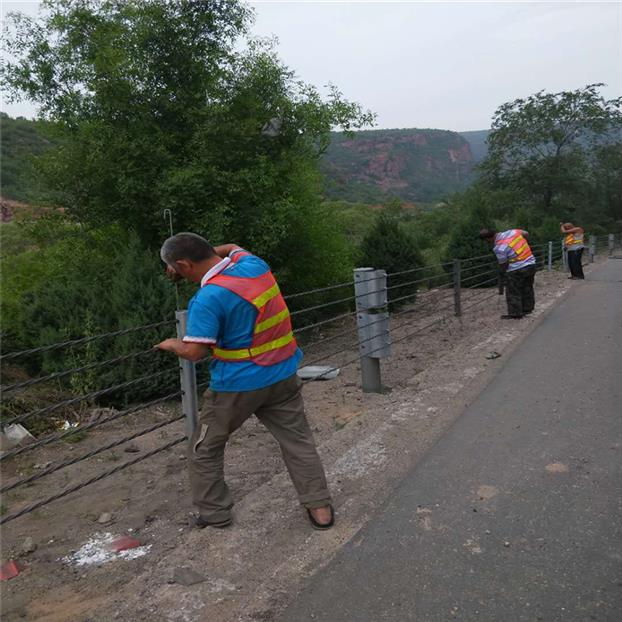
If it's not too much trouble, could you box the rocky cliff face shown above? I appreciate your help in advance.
[321,128,477,204]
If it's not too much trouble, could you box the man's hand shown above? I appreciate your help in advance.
[154,339,211,362]
[155,338,181,353]
[213,244,242,258]
[165,265,183,282]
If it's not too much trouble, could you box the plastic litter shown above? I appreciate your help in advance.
[297,365,340,381]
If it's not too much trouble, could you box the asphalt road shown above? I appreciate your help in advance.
[281,260,622,622]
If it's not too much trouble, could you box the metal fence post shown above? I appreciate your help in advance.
[547,241,553,271]
[562,241,568,272]
[354,268,390,393]
[453,259,461,317]
[609,233,615,256]
[589,235,596,263]
[175,310,198,442]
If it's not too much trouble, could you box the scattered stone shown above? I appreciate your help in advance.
[504,541,511,547]
[178,454,187,461]
[485,530,491,535]
[170,567,206,586]
[97,512,113,524]
[123,443,140,453]
[21,537,37,555]
[545,462,569,473]
[485,351,501,360]
[477,484,499,500]
[33,462,52,470]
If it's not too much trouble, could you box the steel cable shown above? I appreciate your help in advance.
[1,347,159,393]
[1,367,178,429]
[1,320,175,361]
[0,390,182,461]
[0,435,186,525]
[1,414,184,494]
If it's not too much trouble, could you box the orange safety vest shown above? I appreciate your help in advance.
[207,257,297,366]
[498,229,533,264]
[564,231,584,247]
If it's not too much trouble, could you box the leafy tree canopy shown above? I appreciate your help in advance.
[1,0,374,266]
[482,84,622,214]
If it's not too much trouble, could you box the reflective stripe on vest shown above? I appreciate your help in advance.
[206,268,297,365]
[505,231,533,263]
[565,232,584,246]
[212,331,295,361]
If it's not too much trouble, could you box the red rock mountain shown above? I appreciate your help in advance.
[321,128,478,203]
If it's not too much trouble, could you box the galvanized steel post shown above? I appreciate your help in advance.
[175,310,199,442]
[453,259,461,317]
[589,235,596,263]
[547,241,553,271]
[354,268,390,394]
[609,233,615,256]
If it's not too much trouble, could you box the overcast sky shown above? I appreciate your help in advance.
[2,1,621,131]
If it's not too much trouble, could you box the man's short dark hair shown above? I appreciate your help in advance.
[160,233,215,266]
[478,228,497,240]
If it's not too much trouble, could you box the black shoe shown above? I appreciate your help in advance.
[195,515,233,529]
[500,314,523,319]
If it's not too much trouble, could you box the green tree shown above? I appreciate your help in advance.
[2,0,373,293]
[482,84,622,214]
[591,143,622,224]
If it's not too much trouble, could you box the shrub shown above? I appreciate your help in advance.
[359,210,424,307]
[1,222,179,409]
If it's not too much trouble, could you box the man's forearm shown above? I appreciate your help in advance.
[155,338,210,362]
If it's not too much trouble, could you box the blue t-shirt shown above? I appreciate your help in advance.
[184,252,302,392]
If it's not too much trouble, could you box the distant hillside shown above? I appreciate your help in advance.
[458,129,490,163]
[0,113,57,202]
[1,113,493,207]
[321,128,481,204]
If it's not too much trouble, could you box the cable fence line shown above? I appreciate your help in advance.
[1,413,184,494]
[0,435,186,526]
[0,319,176,361]
[1,367,178,429]
[293,311,357,335]
[303,287,459,356]
[385,261,453,278]
[1,234,616,525]
[1,390,183,461]
[1,347,160,393]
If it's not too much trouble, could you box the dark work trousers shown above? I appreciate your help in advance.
[567,248,585,279]
[505,265,536,317]
[188,374,331,523]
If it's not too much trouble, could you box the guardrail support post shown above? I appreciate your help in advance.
[175,310,199,442]
[354,268,390,393]
[609,233,615,256]
[547,241,553,271]
[453,259,461,317]
[562,241,568,272]
[589,235,596,263]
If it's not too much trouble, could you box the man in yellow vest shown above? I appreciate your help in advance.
[155,233,334,531]
[561,222,585,279]
[479,228,536,319]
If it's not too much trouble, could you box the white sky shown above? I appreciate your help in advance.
[2,0,621,131]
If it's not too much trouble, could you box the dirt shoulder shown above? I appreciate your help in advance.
[1,265,592,621]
